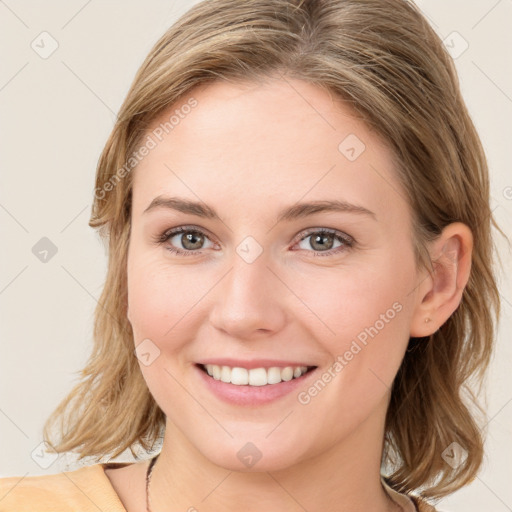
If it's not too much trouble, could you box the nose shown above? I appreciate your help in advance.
[209,251,287,340]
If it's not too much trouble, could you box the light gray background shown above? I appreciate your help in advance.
[1,1,511,510]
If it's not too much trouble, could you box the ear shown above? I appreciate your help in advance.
[409,222,473,337]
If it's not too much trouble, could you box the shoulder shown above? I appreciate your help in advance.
[0,464,126,512]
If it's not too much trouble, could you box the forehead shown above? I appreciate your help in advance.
[132,78,409,227]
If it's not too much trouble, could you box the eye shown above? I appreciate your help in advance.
[292,228,354,257]
[154,226,355,258]
[155,226,216,256]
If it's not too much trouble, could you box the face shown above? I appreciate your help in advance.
[126,77,423,471]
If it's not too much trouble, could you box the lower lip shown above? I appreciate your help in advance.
[195,365,318,406]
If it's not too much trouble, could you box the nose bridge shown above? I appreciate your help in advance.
[209,244,286,337]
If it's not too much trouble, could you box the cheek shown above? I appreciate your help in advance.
[126,255,205,409]
[294,251,416,387]
[297,253,413,337]
[287,262,415,437]
[127,252,196,344]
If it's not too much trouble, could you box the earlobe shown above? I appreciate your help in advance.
[409,222,473,337]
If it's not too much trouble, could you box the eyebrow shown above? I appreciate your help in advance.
[143,196,377,222]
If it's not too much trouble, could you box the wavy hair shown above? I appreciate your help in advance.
[43,0,506,500]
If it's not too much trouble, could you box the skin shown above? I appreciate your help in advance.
[105,76,473,511]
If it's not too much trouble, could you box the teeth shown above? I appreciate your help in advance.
[204,364,310,386]
[231,367,249,385]
[281,367,294,382]
[248,367,267,386]
[267,367,282,384]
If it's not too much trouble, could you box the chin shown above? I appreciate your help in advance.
[194,433,309,473]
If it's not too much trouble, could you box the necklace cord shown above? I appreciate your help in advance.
[146,454,159,512]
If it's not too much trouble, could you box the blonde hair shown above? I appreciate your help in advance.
[43,0,506,500]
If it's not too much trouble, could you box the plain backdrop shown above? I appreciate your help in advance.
[1,1,511,511]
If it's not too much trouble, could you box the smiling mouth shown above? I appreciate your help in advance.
[197,363,317,386]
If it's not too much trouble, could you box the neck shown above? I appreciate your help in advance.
[148,399,396,512]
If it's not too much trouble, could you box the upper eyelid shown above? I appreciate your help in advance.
[293,227,353,242]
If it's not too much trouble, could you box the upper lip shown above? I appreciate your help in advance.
[196,358,317,370]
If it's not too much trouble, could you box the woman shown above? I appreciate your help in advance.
[0,0,504,510]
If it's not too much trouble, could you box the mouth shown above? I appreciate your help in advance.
[196,363,318,387]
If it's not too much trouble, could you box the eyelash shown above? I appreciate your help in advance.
[153,225,355,258]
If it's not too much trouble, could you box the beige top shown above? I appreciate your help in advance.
[381,478,436,512]
[0,462,437,511]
